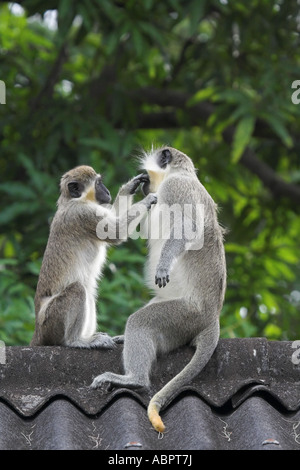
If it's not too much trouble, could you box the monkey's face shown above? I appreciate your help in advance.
[67,176,111,205]
[142,147,195,195]
[94,176,111,204]
[60,166,111,205]
[141,148,173,195]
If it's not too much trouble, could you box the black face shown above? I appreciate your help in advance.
[95,176,111,204]
[159,148,172,169]
[67,177,111,204]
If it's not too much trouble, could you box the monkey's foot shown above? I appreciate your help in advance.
[89,332,117,349]
[68,332,117,349]
[90,372,144,390]
[112,334,124,344]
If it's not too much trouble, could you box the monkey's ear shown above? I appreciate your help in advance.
[68,181,83,198]
[160,148,172,168]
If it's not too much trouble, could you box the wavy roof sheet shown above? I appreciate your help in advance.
[0,338,299,450]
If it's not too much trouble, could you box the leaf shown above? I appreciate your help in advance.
[188,0,207,34]
[262,113,293,148]
[79,137,112,152]
[132,28,145,57]
[265,259,295,281]
[231,115,255,163]
[0,201,40,224]
[187,87,217,106]
[0,258,18,266]
[277,246,299,264]
[139,21,163,45]
[263,324,282,339]
[213,89,249,104]
[225,243,248,254]
[0,182,36,199]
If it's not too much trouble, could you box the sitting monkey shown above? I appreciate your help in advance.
[31,165,156,348]
[91,147,226,433]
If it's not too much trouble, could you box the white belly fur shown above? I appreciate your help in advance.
[79,243,107,339]
[146,203,184,300]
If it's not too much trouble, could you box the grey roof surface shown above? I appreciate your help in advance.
[0,338,299,450]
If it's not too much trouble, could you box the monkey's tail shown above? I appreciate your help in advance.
[147,320,220,433]
[148,401,166,433]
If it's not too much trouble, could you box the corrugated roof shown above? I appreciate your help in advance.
[0,338,299,450]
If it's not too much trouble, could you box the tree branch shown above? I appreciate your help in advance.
[128,87,300,206]
[222,125,300,203]
[29,43,68,115]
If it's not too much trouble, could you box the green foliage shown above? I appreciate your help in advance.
[231,115,255,163]
[0,258,36,344]
[0,0,299,345]
[99,241,150,336]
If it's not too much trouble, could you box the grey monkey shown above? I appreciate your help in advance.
[91,147,226,433]
[31,165,157,348]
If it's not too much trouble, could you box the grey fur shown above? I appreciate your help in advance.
[31,166,156,348]
[90,148,226,432]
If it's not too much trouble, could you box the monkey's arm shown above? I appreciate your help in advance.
[155,208,201,288]
[155,178,200,288]
[97,193,157,245]
[155,235,187,288]
[113,174,149,215]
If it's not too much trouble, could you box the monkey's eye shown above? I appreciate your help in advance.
[68,181,82,198]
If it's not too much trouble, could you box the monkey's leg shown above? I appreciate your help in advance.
[90,301,160,389]
[90,327,155,389]
[91,298,196,390]
[36,282,86,346]
[90,323,153,389]
[38,282,115,348]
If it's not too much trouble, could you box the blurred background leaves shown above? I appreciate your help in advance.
[0,0,299,345]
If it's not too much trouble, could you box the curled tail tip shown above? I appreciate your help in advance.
[149,413,166,433]
[148,401,166,433]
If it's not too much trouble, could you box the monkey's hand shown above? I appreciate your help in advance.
[122,173,150,195]
[155,268,170,288]
[143,193,157,210]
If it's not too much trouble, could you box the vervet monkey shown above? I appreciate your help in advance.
[91,147,226,433]
[31,165,157,348]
